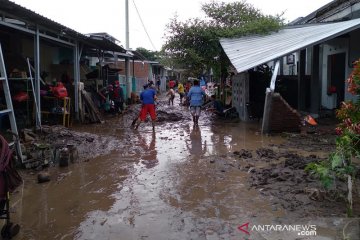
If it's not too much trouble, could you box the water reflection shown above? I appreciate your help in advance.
[136,131,158,168]
[186,125,207,156]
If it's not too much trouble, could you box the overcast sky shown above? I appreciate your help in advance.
[11,0,333,51]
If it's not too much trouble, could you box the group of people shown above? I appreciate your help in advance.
[166,80,186,106]
[132,77,225,131]
[99,80,124,114]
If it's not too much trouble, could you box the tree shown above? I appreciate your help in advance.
[163,0,283,79]
[135,47,159,61]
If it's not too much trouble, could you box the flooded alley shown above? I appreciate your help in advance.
[2,1,360,239]
[8,97,360,240]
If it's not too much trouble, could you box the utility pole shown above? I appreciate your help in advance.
[125,0,129,49]
[125,0,131,99]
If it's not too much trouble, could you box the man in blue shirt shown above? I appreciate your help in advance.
[187,79,206,125]
[134,84,157,131]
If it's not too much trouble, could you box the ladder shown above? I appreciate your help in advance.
[0,43,24,163]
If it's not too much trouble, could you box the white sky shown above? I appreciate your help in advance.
[11,0,333,51]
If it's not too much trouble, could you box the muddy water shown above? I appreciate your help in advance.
[72,118,285,240]
[8,100,357,239]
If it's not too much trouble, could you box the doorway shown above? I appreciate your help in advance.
[328,52,346,108]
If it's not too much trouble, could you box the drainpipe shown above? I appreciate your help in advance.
[125,0,131,99]
[261,60,280,134]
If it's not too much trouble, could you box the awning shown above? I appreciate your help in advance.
[1,1,129,54]
[0,0,85,40]
[84,37,127,53]
[220,18,360,73]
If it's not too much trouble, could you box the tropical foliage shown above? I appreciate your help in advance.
[306,60,360,216]
[136,47,160,61]
[162,1,283,78]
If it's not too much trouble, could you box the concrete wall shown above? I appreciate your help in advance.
[320,38,348,109]
[281,53,298,75]
[320,30,360,109]
[117,60,150,79]
[268,93,301,133]
[232,72,249,121]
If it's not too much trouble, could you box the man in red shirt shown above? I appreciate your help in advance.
[169,80,175,89]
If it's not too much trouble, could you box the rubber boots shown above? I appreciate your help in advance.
[152,121,155,131]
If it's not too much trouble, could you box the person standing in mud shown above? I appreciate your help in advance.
[187,79,206,125]
[156,76,161,92]
[207,94,225,117]
[167,87,175,106]
[112,80,124,114]
[185,80,191,94]
[134,84,157,131]
[177,81,185,105]
[168,79,176,92]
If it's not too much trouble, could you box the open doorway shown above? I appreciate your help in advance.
[327,52,346,108]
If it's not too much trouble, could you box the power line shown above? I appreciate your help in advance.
[132,0,157,51]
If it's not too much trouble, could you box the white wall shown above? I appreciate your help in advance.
[321,38,349,109]
[281,53,298,75]
[320,31,360,109]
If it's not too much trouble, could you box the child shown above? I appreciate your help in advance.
[177,82,185,105]
[167,87,175,106]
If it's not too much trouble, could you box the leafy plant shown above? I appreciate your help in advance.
[306,60,360,216]
[162,1,283,79]
[135,47,160,61]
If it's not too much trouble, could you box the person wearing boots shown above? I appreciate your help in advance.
[167,87,175,106]
[177,81,185,105]
[187,79,206,125]
[134,84,157,131]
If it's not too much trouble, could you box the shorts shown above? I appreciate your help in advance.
[190,106,201,117]
[139,104,156,121]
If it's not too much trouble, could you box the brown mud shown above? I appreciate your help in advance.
[7,96,360,240]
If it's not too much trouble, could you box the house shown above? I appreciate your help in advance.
[0,0,136,130]
[220,0,360,133]
[84,33,171,94]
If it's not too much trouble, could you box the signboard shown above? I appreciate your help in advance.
[286,54,295,65]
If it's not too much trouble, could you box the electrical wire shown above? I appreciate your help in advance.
[132,0,157,51]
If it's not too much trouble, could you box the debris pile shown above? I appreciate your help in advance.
[19,125,120,170]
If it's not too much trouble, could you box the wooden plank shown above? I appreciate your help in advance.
[78,90,85,123]
[81,90,104,123]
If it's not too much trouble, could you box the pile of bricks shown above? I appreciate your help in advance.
[268,93,301,133]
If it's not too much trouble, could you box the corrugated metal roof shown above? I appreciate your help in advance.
[220,18,360,73]
[1,0,84,40]
[291,0,360,25]
[1,1,128,54]
[85,37,126,53]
